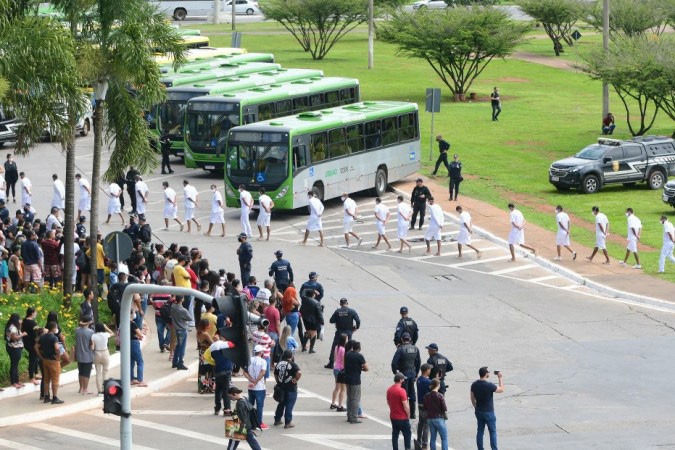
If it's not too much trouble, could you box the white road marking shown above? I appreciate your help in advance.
[528,275,560,282]
[448,255,512,267]
[30,423,157,450]
[296,387,392,428]
[150,391,314,398]
[286,434,391,450]
[132,410,348,417]
[0,437,43,450]
[488,264,538,275]
[560,284,583,290]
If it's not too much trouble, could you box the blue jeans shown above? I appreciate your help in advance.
[264,356,271,379]
[173,329,188,367]
[227,430,261,450]
[130,339,144,382]
[285,312,299,335]
[428,417,448,450]
[248,389,266,425]
[475,411,498,450]
[156,317,169,350]
[274,389,297,424]
[391,418,412,450]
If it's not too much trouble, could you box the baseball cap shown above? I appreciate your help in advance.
[340,298,348,305]
[401,332,411,340]
[138,214,146,222]
[253,344,264,354]
[256,288,271,303]
[394,373,406,382]
[416,178,423,182]
[400,306,408,314]
[309,271,318,278]
[274,250,283,257]
[425,343,439,351]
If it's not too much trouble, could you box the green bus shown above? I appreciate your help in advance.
[157,68,324,156]
[159,52,275,75]
[160,62,280,88]
[184,77,360,171]
[223,101,420,210]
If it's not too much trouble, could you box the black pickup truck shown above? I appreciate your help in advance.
[664,180,675,208]
[549,137,675,194]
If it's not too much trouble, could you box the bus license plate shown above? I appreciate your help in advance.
[205,165,215,170]
[551,176,559,182]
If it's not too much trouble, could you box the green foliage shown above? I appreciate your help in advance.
[259,0,369,60]
[586,0,672,39]
[378,7,529,96]
[583,35,674,136]
[517,0,586,56]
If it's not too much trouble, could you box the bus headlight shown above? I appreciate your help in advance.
[275,185,289,199]
[225,184,236,197]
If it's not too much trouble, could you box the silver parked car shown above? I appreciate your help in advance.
[412,0,449,10]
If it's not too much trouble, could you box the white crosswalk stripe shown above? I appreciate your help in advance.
[30,423,158,450]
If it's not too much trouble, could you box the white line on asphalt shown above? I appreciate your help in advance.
[296,387,392,428]
[559,284,583,290]
[149,392,314,398]
[286,434,391,450]
[0,437,42,450]
[528,275,560,282]
[488,264,538,275]
[30,423,158,450]
[448,255,512,267]
[132,410,347,417]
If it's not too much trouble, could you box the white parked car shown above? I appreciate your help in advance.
[225,0,259,15]
[412,0,449,9]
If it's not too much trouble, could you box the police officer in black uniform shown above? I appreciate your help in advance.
[237,233,253,286]
[269,250,293,293]
[299,289,323,353]
[300,271,324,303]
[394,306,419,346]
[325,298,360,369]
[410,178,432,230]
[425,343,453,395]
[159,133,174,174]
[391,332,421,419]
[448,153,463,201]
[125,166,140,214]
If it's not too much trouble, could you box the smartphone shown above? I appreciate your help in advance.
[493,370,500,375]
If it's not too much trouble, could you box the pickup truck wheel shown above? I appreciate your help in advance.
[647,170,666,190]
[581,175,600,194]
[554,185,570,191]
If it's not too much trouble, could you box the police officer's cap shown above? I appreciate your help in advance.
[401,332,411,341]
[309,271,318,279]
[340,298,348,305]
[400,306,408,314]
[426,343,439,351]
[274,250,283,257]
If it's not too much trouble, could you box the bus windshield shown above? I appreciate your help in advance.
[226,132,288,186]
[186,102,239,152]
[158,92,196,136]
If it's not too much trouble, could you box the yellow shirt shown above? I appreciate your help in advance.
[86,243,106,269]
[202,311,218,338]
[173,264,191,288]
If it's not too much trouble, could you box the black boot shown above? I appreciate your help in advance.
[309,336,317,353]
[409,399,416,419]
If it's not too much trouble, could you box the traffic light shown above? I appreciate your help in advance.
[213,294,267,370]
[103,378,124,416]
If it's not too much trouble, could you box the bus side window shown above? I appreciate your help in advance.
[346,124,364,153]
[309,93,323,107]
[326,91,340,107]
[293,144,308,170]
[365,120,381,150]
[293,96,309,114]
[243,113,255,124]
[340,88,356,105]
[310,132,327,163]
[328,127,347,158]
[382,117,398,146]
[399,113,416,141]
[274,100,291,118]
[259,103,273,121]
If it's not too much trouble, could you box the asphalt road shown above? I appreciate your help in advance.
[1,137,674,449]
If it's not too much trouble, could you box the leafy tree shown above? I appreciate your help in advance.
[378,7,529,97]
[259,0,369,60]
[583,36,674,137]
[586,0,671,39]
[517,0,586,56]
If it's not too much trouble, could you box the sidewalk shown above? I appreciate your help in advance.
[392,175,675,308]
[0,315,198,428]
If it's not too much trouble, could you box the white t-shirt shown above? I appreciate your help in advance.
[79,178,91,198]
[397,202,411,226]
[211,190,224,214]
[240,190,253,209]
[308,196,324,217]
[374,203,389,222]
[343,198,356,223]
[184,185,198,207]
[627,214,642,241]
[429,203,444,227]
[164,187,177,205]
[460,210,471,230]
[510,209,524,230]
[663,220,675,245]
[595,212,609,235]
[92,332,110,351]
[556,211,569,232]
[109,183,121,198]
[259,194,272,213]
[135,181,148,201]
[52,179,65,207]
[247,355,267,391]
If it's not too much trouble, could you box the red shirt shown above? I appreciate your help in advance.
[41,239,61,266]
[387,383,409,420]
[264,305,280,334]
[186,267,198,290]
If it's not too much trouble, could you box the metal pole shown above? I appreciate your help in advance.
[213,0,220,25]
[231,0,236,31]
[367,0,374,69]
[119,285,216,450]
[602,0,609,117]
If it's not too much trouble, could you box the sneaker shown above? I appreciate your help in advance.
[324,364,333,369]
[43,396,51,404]
[309,349,316,354]
[260,423,269,430]
[572,252,577,261]
[51,397,64,404]
[336,406,347,412]
[177,365,188,370]
[274,421,283,426]
[633,264,642,269]
[284,423,295,429]
[330,404,338,409]
[619,261,626,266]
[553,256,562,261]
[357,238,363,247]
[348,419,362,424]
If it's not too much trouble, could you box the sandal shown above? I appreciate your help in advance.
[330,404,337,409]
[336,406,347,412]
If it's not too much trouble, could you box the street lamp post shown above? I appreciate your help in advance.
[602,0,609,117]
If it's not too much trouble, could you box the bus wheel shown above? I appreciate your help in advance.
[173,8,187,21]
[374,167,388,197]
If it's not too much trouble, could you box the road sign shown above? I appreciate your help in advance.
[425,88,441,113]
[103,231,133,263]
[571,30,582,41]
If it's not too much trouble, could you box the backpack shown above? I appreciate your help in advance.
[75,250,86,270]
[272,340,284,364]
[159,301,173,324]
[242,398,260,431]
[139,224,152,243]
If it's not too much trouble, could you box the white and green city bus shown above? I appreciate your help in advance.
[159,52,275,75]
[153,46,244,65]
[160,62,280,88]
[157,68,324,156]
[223,101,420,209]
[184,77,360,171]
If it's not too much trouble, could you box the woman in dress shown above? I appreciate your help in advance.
[197,318,215,393]
[5,313,26,388]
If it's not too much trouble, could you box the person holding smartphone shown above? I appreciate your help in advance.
[470,367,504,450]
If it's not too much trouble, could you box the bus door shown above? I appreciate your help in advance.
[292,135,311,196]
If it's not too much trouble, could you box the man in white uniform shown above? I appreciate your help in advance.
[341,192,361,248]
[105,181,125,225]
[587,206,610,264]
[424,196,444,256]
[257,187,274,241]
[299,190,325,247]
[554,205,576,261]
[20,172,32,208]
[658,215,675,273]
[619,207,642,269]
[396,195,412,253]
[205,184,225,237]
[455,205,481,259]
[372,197,392,250]
[162,181,183,231]
[0,175,5,203]
[75,173,91,218]
[51,174,65,210]
[238,184,253,237]
[134,174,149,217]
[183,180,201,233]
[507,203,537,261]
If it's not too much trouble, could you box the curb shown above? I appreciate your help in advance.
[390,185,672,311]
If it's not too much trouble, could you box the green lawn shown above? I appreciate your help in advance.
[191,23,675,280]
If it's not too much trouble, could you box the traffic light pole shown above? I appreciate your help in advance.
[119,285,216,450]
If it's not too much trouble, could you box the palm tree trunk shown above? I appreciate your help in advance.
[62,130,76,306]
[89,98,104,321]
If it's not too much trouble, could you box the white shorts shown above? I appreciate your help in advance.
[343,220,354,234]
[397,224,409,239]
[108,198,121,214]
[210,211,225,224]
[595,233,607,250]
[164,204,177,219]
[185,206,195,221]
[307,216,322,232]
[136,201,146,214]
[79,196,91,211]
[425,224,441,241]
[457,228,471,245]
[627,238,638,253]
[257,211,271,227]
[376,221,386,236]
[508,228,524,245]
[556,230,569,246]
